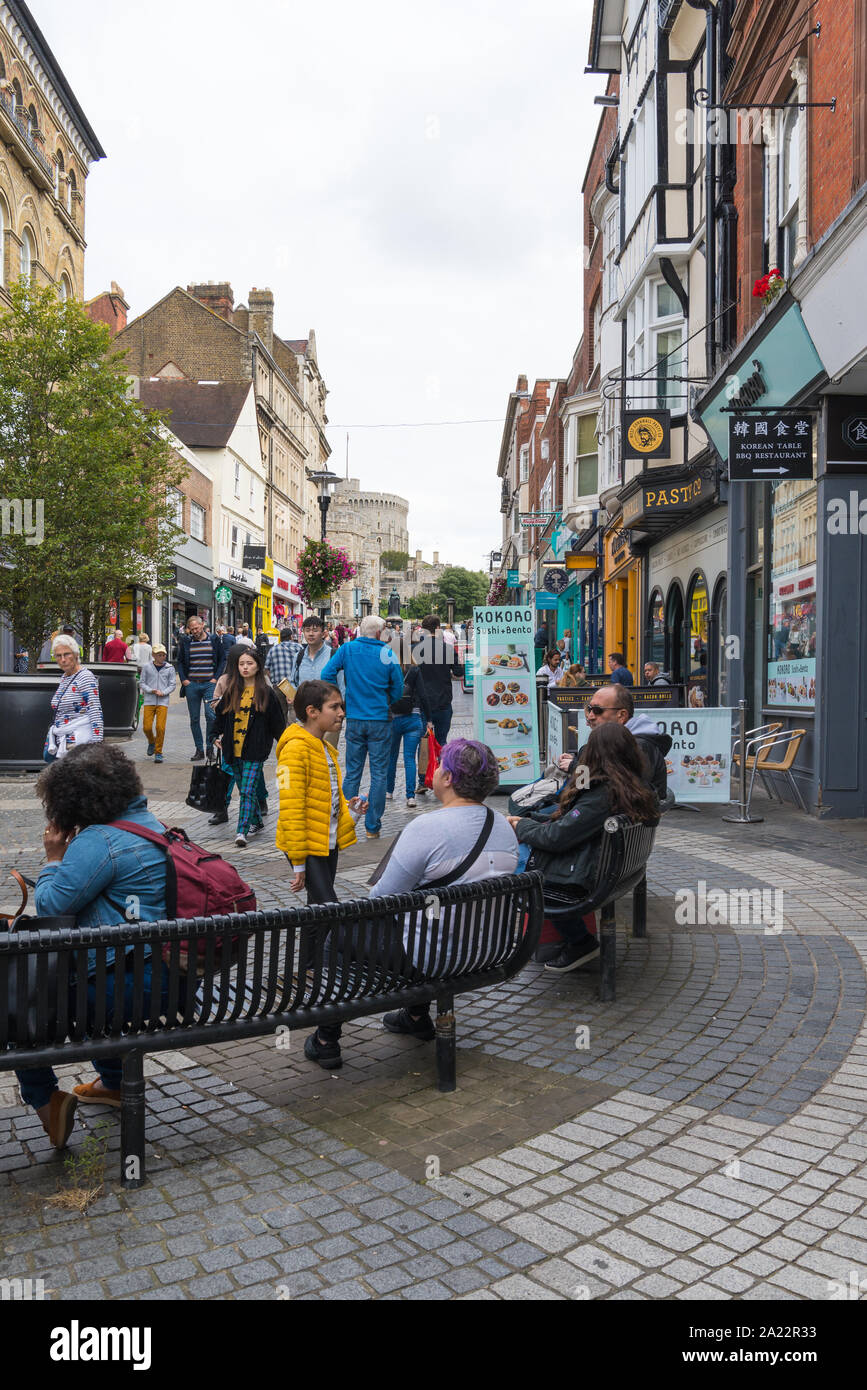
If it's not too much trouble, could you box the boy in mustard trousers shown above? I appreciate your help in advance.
[275,679,367,1068]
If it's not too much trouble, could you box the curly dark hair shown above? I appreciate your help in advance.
[36,744,143,834]
[439,739,499,802]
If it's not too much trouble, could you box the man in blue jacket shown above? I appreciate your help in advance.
[322,614,403,838]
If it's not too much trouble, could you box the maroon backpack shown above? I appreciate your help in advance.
[110,821,256,969]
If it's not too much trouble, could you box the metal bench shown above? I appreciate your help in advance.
[0,873,543,1188]
[539,815,658,1002]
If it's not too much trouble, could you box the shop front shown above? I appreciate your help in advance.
[602,520,641,680]
[695,293,867,813]
[215,562,260,634]
[622,458,727,704]
[164,563,214,647]
[254,557,276,639]
[272,563,302,635]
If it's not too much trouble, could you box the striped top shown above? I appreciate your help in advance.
[46,668,104,754]
[187,638,215,680]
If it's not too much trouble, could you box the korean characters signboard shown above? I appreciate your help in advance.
[472,606,540,789]
[728,413,813,481]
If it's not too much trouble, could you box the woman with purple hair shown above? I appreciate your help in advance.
[302,738,519,1068]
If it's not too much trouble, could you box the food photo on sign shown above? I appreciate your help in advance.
[472,606,541,788]
[564,707,735,804]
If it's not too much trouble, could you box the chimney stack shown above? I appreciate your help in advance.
[433,551,439,565]
[187,281,235,320]
[248,287,274,352]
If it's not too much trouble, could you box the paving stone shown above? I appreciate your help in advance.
[502,1213,576,1253]
[488,1274,564,1300]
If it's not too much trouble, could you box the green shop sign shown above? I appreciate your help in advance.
[698,303,824,463]
[214,585,232,603]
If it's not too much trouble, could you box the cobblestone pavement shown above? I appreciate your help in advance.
[1,685,866,1300]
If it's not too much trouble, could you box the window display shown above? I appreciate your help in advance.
[767,479,817,708]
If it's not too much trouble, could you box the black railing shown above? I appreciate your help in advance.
[0,88,55,181]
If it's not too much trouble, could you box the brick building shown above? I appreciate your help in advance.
[0,1,104,305]
[695,0,867,815]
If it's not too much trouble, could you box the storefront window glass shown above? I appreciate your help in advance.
[649,590,665,667]
[767,478,817,708]
[715,581,728,705]
[687,573,708,706]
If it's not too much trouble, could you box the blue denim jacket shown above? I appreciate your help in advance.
[35,796,167,970]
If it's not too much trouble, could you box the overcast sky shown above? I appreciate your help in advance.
[38,0,603,571]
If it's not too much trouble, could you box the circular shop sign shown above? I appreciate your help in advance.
[627,415,665,454]
[544,568,569,594]
[214,585,232,604]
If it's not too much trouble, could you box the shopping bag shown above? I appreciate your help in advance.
[186,752,230,812]
[423,730,442,790]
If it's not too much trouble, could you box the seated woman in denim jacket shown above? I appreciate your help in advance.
[14,745,168,1149]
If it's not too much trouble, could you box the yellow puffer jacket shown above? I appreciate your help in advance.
[275,723,357,862]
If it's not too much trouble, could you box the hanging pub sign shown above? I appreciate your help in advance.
[622,410,671,460]
[543,568,569,594]
[728,413,813,482]
[826,396,867,472]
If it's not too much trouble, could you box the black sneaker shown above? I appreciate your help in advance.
[191,750,205,762]
[208,810,229,825]
[303,1031,342,1069]
[383,1007,435,1041]
[146,742,155,757]
[544,937,600,974]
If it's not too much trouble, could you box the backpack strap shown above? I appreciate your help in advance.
[420,807,496,891]
[107,819,171,846]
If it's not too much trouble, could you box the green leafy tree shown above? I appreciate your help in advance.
[0,281,185,660]
[430,566,489,620]
[380,549,409,571]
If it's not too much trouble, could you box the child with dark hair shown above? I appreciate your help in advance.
[212,645,285,847]
[276,680,366,908]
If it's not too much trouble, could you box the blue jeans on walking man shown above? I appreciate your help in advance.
[343,718,391,834]
[430,705,452,748]
[185,679,216,753]
[388,713,424,801]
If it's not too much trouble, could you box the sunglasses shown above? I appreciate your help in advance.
[585,703,613,716]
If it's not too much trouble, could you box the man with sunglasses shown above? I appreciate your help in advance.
[581,684,670,802]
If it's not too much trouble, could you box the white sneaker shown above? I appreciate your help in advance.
[235,834,247,847]
[406,798,417,808]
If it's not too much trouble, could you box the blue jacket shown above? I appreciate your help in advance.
[35,796,168,970]
[322,636,403,720]
[175,632,226,682]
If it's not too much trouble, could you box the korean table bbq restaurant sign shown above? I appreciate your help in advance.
[728,413,813,481]
[472,605,540,789]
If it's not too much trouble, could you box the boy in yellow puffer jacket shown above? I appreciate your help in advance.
[276,679,368,1070]
[275,680,366,905]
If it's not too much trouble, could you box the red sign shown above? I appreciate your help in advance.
[779,584,794,595]
[108,600,118,625]
[291,584,301,596]
[276,578,289,591]
[798,577,813,591]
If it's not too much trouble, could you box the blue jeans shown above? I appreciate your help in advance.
[185,679,216,753]
[430,705,452,747]
[16,959,170,1111]
[343,718,391,834]
[388,713,424,799]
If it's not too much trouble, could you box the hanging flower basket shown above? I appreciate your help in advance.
[487,576,507,605]
[296,538,358,605]
[752,268,785,306]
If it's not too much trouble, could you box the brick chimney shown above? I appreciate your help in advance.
[86,281,129,336]
[248,287,274,351]
[187,281,235,320]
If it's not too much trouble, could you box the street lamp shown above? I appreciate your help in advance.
[306,468,341,540]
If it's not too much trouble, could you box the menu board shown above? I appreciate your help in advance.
[767,658,815,708]
[563,706,735,804]
[472,605,541,788]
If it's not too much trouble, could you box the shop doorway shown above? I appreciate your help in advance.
[687,571,709,707]
[712,578,728,705]
[648,589,665,669]
[666,583,684,684]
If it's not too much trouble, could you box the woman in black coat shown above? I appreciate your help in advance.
[507,723,658,973]
[212,646,286,846]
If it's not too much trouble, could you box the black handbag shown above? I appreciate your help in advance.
[185,751,231,812]
[0,871,77,1045]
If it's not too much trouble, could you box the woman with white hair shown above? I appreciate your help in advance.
[44,635,104,762]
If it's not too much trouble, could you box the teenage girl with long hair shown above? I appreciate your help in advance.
[507,722,658,973]
[212,646,285,846]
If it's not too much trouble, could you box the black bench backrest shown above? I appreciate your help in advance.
[584,815,657,911]
[0,872,544,1066]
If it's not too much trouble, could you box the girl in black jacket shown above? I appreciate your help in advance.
[507,723,658,973]
[387,662,434,808]
[212,646,286,846]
